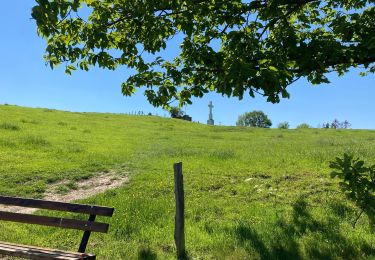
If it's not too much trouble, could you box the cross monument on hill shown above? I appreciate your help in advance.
[207,101,214,125]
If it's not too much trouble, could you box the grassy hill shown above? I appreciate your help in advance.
[0,104,374,259]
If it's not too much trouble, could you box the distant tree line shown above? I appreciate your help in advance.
[320,119,351,129]
[236,110,351,129]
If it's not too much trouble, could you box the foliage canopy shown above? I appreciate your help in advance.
[236,110,272,128]
[32,0,375,107]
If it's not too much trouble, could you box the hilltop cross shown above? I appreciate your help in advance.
[207,101,214,125]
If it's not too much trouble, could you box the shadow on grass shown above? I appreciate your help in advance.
[138,248,157,260]
[138,247,190,260]
[365,202,375,231]
[328,198,375,231]
[236,223,300,259]
[361,204,375,232]
[234,197,375,259]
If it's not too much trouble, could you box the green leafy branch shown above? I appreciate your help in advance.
[329,153,375,228]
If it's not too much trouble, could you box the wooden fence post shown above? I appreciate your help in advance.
[174,162,185,259]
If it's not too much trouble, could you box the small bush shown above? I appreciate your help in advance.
[0,122,20,131]
[169,106,184,118]
[329,153,375,227]
[296,123,311,129]
[277,122,290,129]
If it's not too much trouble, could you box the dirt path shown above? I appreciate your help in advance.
[1,170,129,214]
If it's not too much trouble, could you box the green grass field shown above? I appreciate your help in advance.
[0,104,374,259]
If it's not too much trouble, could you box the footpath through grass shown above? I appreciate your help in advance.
[0,104,375,259]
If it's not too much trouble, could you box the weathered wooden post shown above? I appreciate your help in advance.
[174,162,185,259]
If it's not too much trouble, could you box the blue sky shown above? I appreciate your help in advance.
[1,2,374,128]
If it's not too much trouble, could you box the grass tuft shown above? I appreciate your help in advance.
[22,136,50,146]
[57,121,67,126]
[0,122,20,131]
[0,139,17,147]
[210,149,236,159]
[20,119,39,124]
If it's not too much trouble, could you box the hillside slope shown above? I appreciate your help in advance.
[0,105,374,259]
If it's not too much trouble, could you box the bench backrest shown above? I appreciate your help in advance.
[0,195,114,253]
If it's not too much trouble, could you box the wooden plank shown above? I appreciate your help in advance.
[0,195,114,216]
[173,162,186,259]
[0,211,109,233]
[0,241,96,259]
[78,214,96,253]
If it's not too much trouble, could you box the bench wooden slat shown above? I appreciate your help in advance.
[0,241,95,259]
[0,195,114,216]
[0,211,109,233]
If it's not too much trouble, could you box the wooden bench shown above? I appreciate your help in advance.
[0,195,114,259]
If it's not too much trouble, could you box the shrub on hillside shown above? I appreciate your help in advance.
[296,123,311,129]
[169,106,184,118]
[277,122,290,129]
